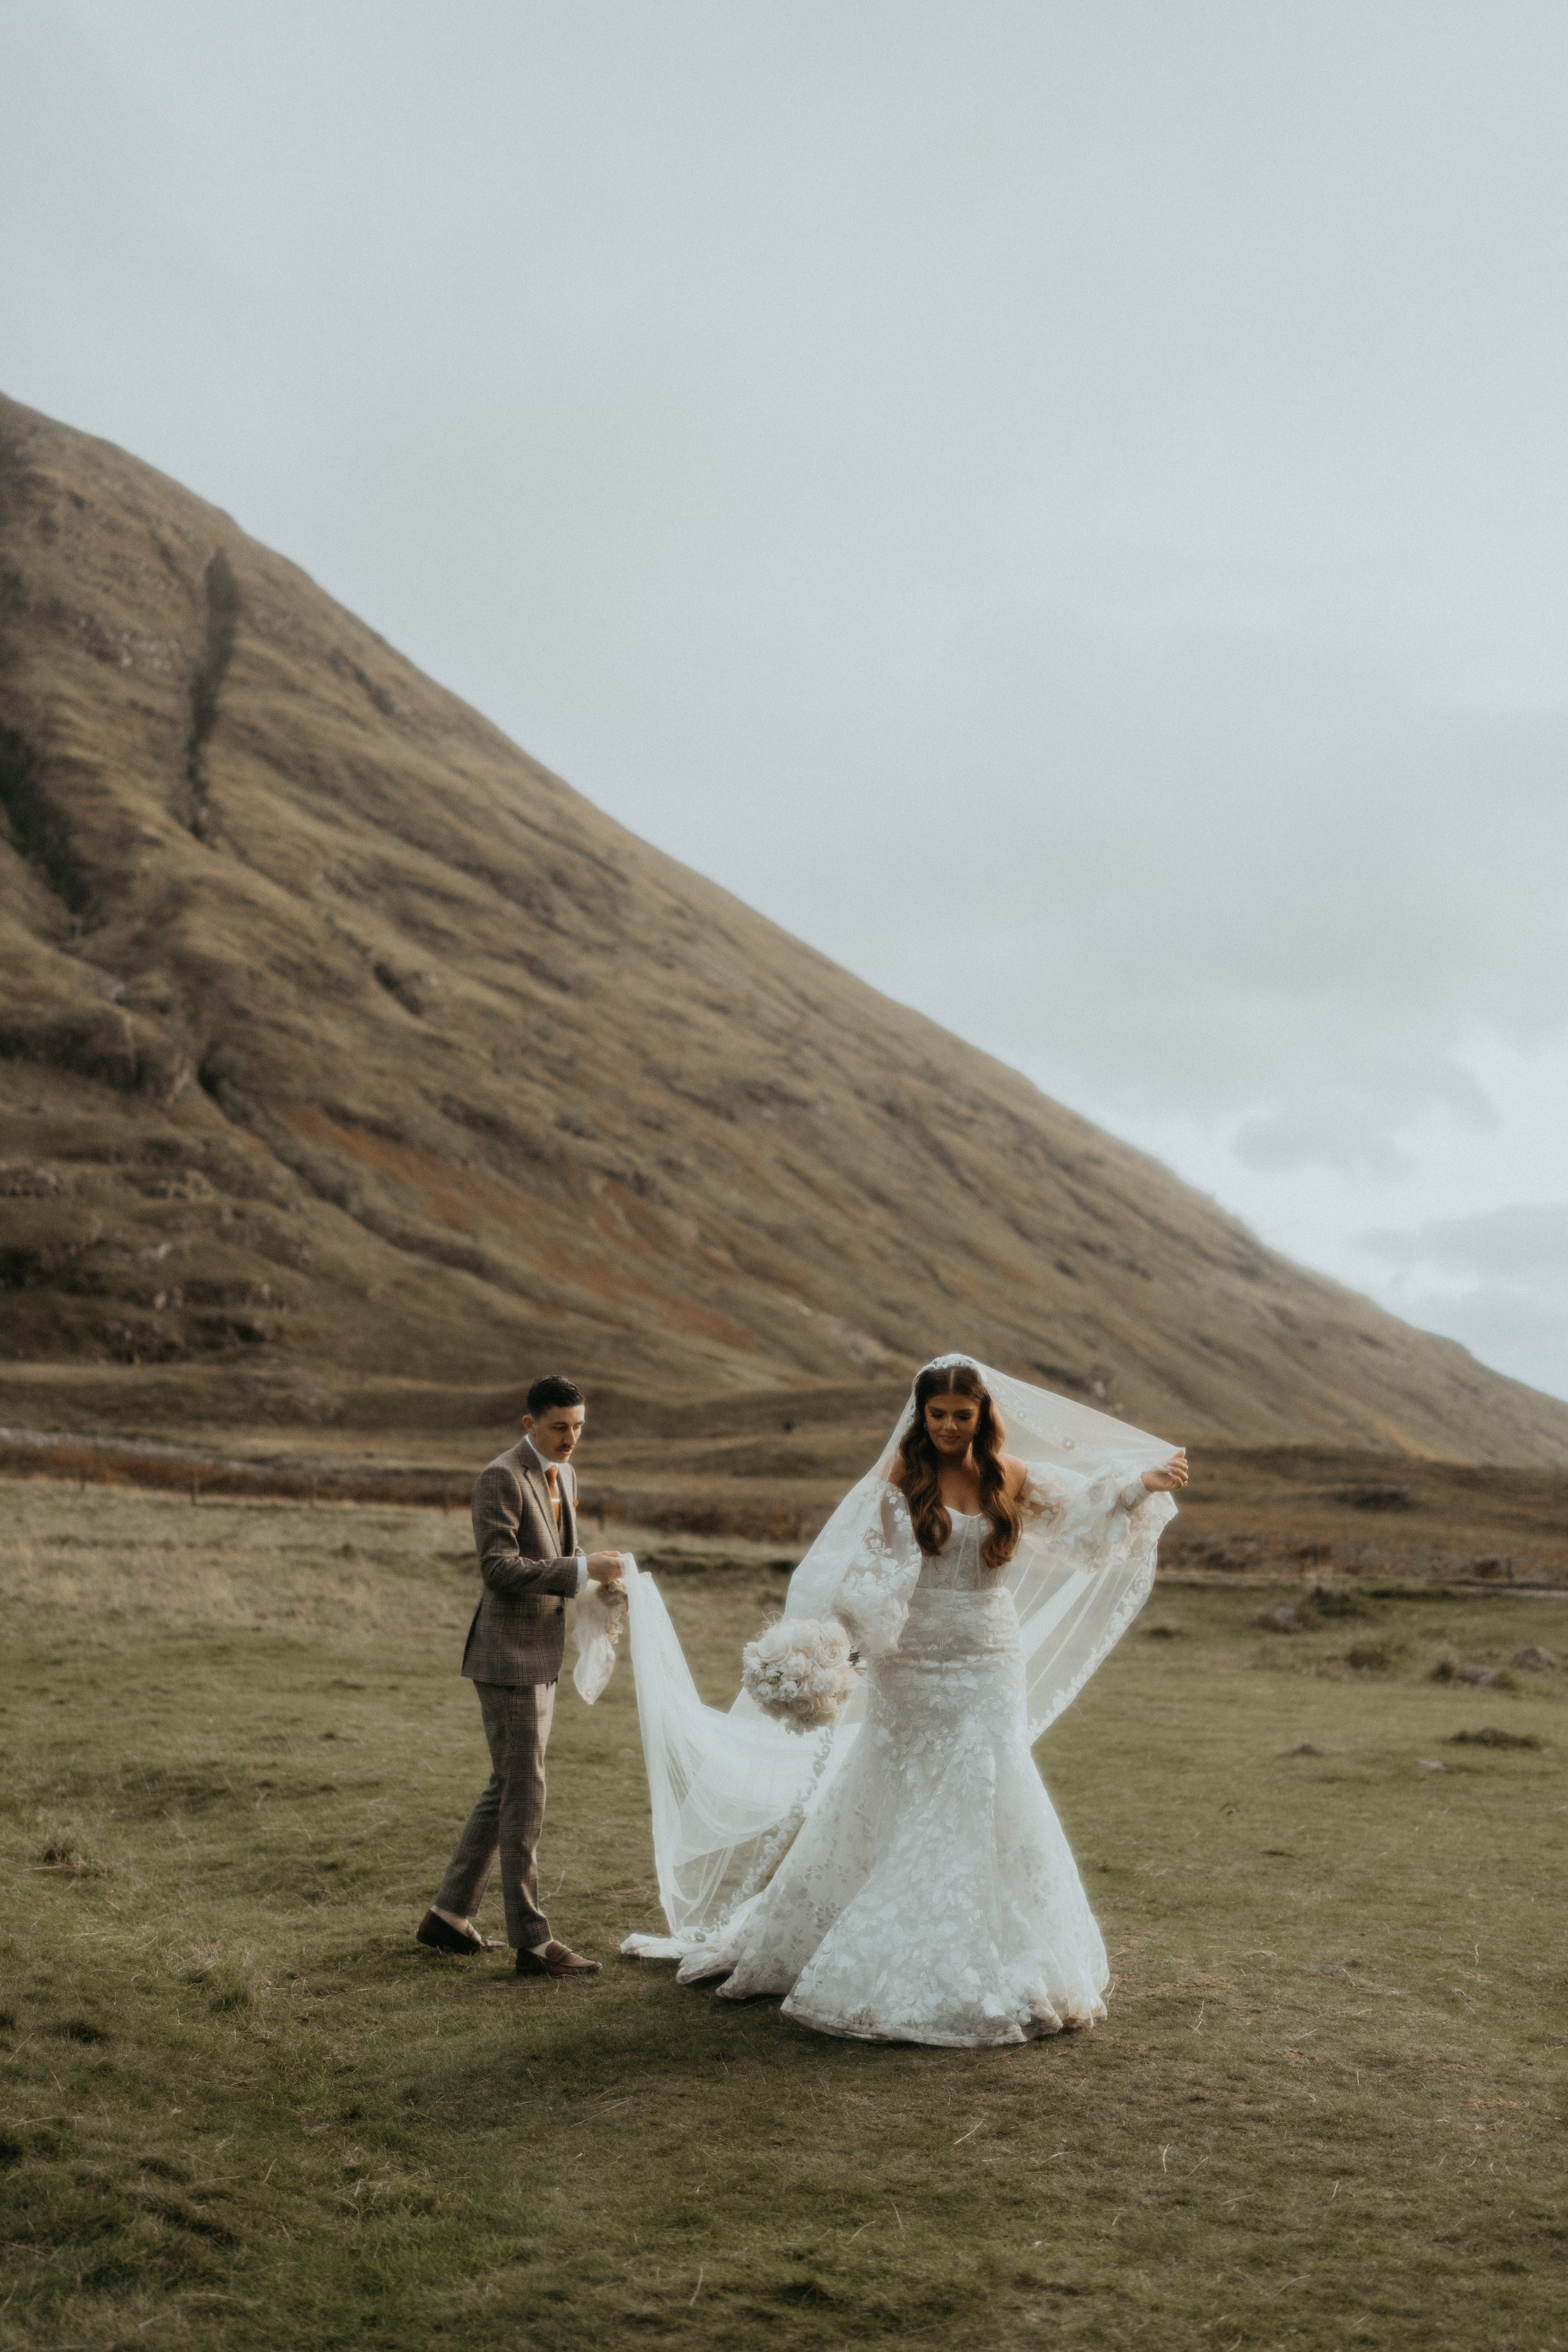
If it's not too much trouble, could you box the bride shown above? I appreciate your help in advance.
[617,1355,1187,2048]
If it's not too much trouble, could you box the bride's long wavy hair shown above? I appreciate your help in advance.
[894,1360,1022,1570]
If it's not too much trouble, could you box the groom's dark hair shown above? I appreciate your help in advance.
[526,1373,585,1416]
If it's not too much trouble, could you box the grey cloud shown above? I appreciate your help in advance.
[1357,1204,1568,1402]
[1234,1109,1418,1185]
[1372,1281,1568,1407]
[1366,1204,1568,1287]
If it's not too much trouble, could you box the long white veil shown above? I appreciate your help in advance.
[620,1357,1177,1959]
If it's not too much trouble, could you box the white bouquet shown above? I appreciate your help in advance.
[741,1615,860,1732]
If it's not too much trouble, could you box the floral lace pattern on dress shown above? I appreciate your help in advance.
[677,1478,1159,2047]
[832,1481,923,1659]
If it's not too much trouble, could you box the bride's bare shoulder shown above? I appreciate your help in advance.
[1000,1453,1030,1499]
[887,1453,909,1493]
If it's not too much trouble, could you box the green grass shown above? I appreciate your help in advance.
[2,1480,1566,2349]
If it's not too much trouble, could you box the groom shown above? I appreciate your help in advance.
[416,1373,625,1978]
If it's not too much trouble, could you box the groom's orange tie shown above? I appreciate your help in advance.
[546,1463,561,1533]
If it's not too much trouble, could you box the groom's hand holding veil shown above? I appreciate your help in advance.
[586,1550,628,1587]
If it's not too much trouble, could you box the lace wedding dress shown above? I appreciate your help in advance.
[686,1479,1152,2043]
[619,1359,1177,2048]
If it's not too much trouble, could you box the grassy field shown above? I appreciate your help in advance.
[2,1477,1565,2351]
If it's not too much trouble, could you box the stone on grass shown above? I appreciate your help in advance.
[1447,1725,1542,1749]
[1304,1583,1372,1621]
[1512,1644,1559,1671]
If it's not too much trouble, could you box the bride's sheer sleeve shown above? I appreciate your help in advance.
[1009,1461,1176,1736]
[832,1480,924,1659]
[1021,1460,1168,1547]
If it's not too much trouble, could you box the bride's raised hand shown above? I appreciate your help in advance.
[1140,1449,1189,1494]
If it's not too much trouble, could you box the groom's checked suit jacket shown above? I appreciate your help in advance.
[461,1440,581,1687]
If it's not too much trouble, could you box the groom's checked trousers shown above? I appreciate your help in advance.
[435,1680,556,1949]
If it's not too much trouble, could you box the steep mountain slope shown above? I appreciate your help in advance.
[3,390,1564,1460]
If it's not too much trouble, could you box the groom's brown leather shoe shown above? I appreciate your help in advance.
[516,1939,601,1978]
[415,1909,495,1955]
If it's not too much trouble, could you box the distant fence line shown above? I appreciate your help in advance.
[8,1431,1561,1579]
[0,1429,827,1540]
[0,1429,467,1509]
[1162,1528,1567,1589]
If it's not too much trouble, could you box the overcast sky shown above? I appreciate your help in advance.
[4,0,1567,1401]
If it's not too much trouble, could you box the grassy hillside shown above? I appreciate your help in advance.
[2,1476,1565,2349]
[4,390,1568,1461]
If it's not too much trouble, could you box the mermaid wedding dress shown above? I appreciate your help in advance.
[618,1359,1177,2048]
